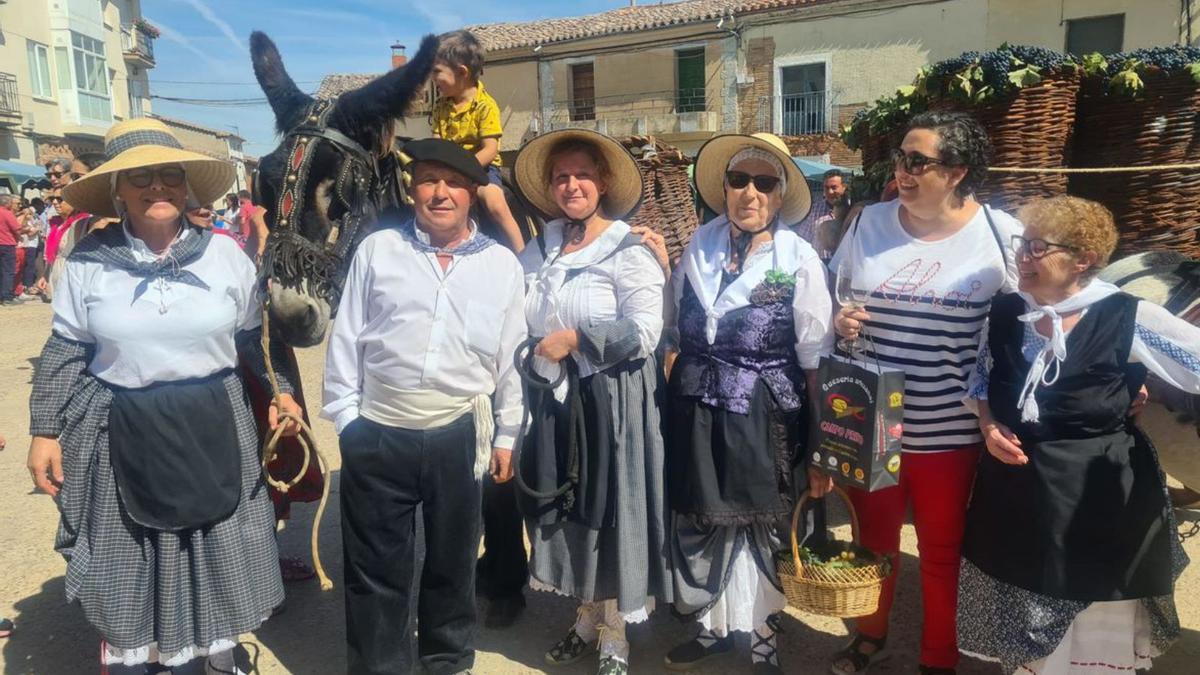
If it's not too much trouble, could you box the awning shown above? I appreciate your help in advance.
[0,158,46,184]
[792,157,858,178]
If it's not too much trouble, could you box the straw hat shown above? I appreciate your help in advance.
[694,132,811,226]
[513,129,643,221]
[62,118,236,218]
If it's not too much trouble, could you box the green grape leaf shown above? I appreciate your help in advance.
[972,85,995,103]
[953,72,974,97]
[1080,52,1107,72]
[1110,69,1144,95]
[1008,64,1043,88]
[1187,63,1200,84]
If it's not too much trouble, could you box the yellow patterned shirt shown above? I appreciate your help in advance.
[431,81,503,167]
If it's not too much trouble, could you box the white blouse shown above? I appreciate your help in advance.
[52,226,261,389]
[519,219,666,378]
[967,299,1200,403]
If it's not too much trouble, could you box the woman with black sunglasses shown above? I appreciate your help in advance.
[663,133,834,674]
[826,111,1024,675]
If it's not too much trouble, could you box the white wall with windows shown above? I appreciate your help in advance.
[26,41,54,101]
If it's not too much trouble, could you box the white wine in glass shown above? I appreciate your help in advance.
[835,261,867,353]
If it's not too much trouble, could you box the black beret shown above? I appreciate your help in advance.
[405,138,489,186]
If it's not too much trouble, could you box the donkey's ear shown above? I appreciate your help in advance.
[338,34,439,126]
[251,31,314,134]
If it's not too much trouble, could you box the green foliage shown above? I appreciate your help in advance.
[764,269,797,288]
[1085,46,1200,96]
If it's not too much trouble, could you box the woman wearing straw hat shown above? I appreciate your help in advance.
[663,133,834,674]
[25,118,301,674]
[512,129,670,675]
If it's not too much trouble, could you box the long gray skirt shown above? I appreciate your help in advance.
[54,371,283,653]
[526,357,673,615]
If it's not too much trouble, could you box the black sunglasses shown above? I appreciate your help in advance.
[125,166,187,188]
[726,171,782,193]
[1011,235,1078,259]
[891,148,952,176]
[45,171,65,178]
[46,196,63,203]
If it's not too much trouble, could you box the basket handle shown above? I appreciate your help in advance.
[789,485,860,577]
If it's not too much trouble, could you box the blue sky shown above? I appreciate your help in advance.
[147,0,623,156]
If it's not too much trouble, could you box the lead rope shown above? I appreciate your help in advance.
[259,304,335,591]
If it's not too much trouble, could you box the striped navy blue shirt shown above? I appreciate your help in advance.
[829,201,1022,452]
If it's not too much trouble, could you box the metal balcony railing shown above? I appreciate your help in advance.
[122,26,156,63]
[0,73,19,117]
[550,88,710,126]
[779,90,833,136]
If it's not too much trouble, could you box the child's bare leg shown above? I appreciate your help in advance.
[478,184,526,252]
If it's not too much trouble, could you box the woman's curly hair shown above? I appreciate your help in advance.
[1017,196,1119,278]
[905,111,992,201]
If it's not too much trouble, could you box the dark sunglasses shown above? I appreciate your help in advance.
[1011,235,1077,259]
[46,196,63,203]
[725,171,782,193]
[45,171,65,178]
[891,149,952,176]
[125,166,187,188]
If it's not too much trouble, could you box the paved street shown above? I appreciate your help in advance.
[2,300,1198,674]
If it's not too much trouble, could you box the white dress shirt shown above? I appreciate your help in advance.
[52,225,261,389]
[321,223,528,448]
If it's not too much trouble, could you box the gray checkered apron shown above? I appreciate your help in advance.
[35,334,284,653]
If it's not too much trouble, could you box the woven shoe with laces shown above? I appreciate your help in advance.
[597,655,628,675]
[663,632,734,670]
[545,627,597,667]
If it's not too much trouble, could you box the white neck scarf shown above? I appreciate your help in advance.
[680,215,815,344]
[530,218,631,401]
[1015,280,1120,422]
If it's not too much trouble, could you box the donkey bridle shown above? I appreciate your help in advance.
[261,98,396,305]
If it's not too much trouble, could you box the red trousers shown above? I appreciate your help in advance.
[13,247,26,296]
[846,446,980,669]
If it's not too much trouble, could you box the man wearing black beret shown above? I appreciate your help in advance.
[322,138,528,674]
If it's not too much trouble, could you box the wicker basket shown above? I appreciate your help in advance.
[777,486,889,618]
[622,136,699,266]
[932,68,1081,212]
[1069,70,1200,258]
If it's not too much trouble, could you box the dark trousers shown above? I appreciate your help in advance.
[340,414,482,675]
[0,245,15,300]
[478,474,528,600]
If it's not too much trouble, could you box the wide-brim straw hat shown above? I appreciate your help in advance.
[694,132,811,225]
[513,129,644,221]
[63,118,236,218]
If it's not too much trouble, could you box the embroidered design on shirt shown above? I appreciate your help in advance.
[873,259,984,311]
[1135,325,1200,373]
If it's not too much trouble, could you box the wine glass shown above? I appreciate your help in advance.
[835,260,868,354]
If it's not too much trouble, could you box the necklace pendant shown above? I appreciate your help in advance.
[158,304,168,315]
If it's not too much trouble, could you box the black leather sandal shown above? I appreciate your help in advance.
[829,633,890,675]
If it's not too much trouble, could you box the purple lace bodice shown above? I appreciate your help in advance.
[674,277,804,414]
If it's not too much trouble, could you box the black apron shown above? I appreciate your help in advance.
[106,369,242,531]
[962,292,1173,601]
